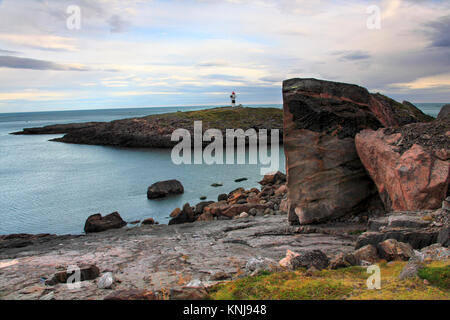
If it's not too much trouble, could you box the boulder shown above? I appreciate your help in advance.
[227,188,247,204]
[142,218,155,225]
[368,212,432,231]
[353,244,379,264]
[398,260,423,280]
[168,203,195,225]
[259,171,286,186]
[330,252,357,269]
[443,197,450,211]
[147,180,184,199]
[279,249,329,270]
[377,239,414,261]
[45,264,100,285]
[84,212,126,233]
[197,211,214,222]
[437,104,450,119]
[419,244,450,261]
[355,118,450,211]
[438,224,449,247]
[218,194,228,201]
[194,201,215,216]
[275,185,287,196]
[356,229,438,250]
[239,212,249,219]
[203,201,266,218]
[98,272,114,289]
[279,249,299,268]
[222,204,267,218]
[282,78,430,225]
[245,257,278,273]
[203,201,231,216]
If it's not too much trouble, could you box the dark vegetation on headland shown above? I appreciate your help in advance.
[11,106,283,148]
[3,79,449,301]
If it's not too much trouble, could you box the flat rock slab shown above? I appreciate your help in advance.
[0,215,355,300]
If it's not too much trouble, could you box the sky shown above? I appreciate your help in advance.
[0,0,449,113]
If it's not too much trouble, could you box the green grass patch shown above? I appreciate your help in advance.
[418,265,450,290]
[208,261,450,300]
[143,107,283,131]
[209,271,352,300]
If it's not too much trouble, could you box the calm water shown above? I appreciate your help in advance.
[0,103,445,235]
[0,105,285,235]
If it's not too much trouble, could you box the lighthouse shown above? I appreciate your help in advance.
[230,91,236,108]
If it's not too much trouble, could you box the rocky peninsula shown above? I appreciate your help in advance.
[11,107,283,148]
[2,78,449,300]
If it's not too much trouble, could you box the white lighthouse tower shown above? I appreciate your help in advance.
[230,91,236,107]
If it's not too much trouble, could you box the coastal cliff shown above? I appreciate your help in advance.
[282,78,435,225]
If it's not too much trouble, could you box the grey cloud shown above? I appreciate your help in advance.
[332,50,371,61]
[0,49,19,55]
[259,76,284,83]
[0,55,89,71]
[197,61,229,67]
[426,15,450,48]
[108,14,130,33]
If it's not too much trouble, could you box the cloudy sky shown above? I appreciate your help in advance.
[0,0,449,112]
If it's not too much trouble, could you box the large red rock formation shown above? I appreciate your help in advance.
[283,78,432,225]
[355,116,450,211]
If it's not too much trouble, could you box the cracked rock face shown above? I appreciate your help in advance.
[356,211,444,250]
[356,116,450,212]
[282,78,431,225]
[0,214,359,300]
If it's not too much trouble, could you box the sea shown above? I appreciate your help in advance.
[0,103,445,235]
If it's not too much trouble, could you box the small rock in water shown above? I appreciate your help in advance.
[84,212,127,233]
[147,179,184,199]
[98,272,114,289]
[200,196,207,200]
[142,218,156,225]
[235,178,248,183]
[211,183,223,187]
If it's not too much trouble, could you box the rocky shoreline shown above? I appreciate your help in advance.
[2,78,448,300]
